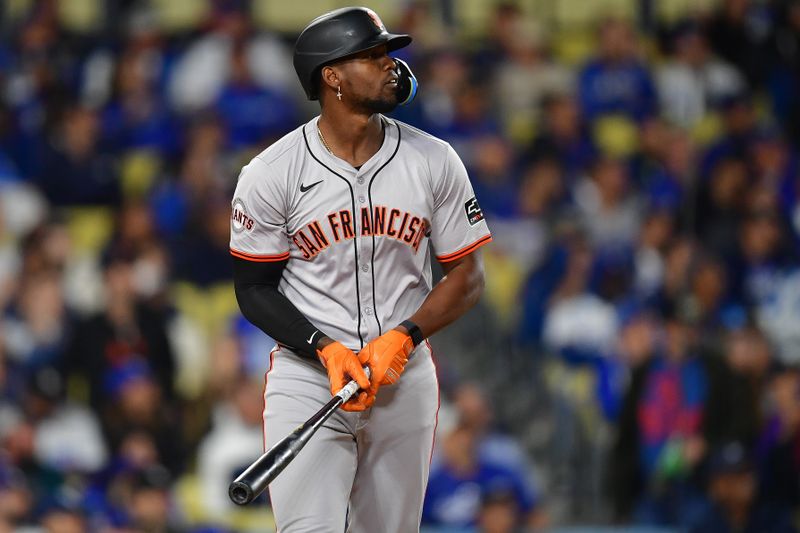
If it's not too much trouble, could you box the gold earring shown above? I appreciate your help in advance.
[337,86,342,101]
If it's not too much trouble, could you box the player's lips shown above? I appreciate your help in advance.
[385,75,399,85]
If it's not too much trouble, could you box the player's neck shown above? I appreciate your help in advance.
[318,111,384,168]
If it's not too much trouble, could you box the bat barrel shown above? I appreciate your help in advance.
[229,481,254,505]
[228,395,344,505]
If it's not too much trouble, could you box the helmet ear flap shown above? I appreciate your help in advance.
[393,58,418,106]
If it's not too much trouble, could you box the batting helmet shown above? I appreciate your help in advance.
[293,7,414,102]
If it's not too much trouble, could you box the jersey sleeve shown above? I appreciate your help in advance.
[429,144,492,263]
[229,157,291,262]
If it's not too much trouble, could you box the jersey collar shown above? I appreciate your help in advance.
[309,115,399,177]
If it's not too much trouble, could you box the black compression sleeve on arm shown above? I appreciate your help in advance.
[233,257,327,360]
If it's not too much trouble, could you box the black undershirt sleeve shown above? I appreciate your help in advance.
[232,257,327,360]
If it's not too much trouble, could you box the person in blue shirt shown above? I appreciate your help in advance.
[577,18,657,121]
[423,422,537,529]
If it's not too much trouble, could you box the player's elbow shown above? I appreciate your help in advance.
[460,251,486,308]
[233,283,258,323]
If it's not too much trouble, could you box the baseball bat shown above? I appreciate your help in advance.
[228,368,370,506]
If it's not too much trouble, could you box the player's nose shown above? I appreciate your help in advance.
[379,53,395,71]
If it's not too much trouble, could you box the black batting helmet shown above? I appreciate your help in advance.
[293,7,412,101]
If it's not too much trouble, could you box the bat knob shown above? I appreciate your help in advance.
[229,481,254,506]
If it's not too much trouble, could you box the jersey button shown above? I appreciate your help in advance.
[357,177,365,185]
[361,264,369,272]
[358,195,366,203]
[364,307,373,316]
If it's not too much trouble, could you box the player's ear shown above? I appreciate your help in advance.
[320,65,341,93]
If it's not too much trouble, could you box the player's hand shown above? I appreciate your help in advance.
[317,341,371,412]
[362,329,414,399]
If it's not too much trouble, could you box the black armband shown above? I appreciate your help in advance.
[233,257,327,360]
[400,319,425,347]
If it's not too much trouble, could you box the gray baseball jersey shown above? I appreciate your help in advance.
[229,114,491,532]
[230,115,491,350]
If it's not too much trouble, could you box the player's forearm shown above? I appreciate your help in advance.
[234,283,327,359]
[233,257,327,360]
[399,251,485,340]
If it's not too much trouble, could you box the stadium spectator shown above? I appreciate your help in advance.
[525,92,597,182]
[35,105,120,206]
[705,0,770,87]
[196,374,264,517]
[693,157,750,258]
[167,1,296,113]
[99,359,183,475]
[423,423,538,529]
[577,18,657,121]
[610,304,726,527]
[656,20,745,130]
[756,366,800,509]
[66,248,175,410]
[575,157,642,250]
[492,18,573,134]
[1,269,71,385]
[213,42,298,150]
[24,366,108,475]
[689,441,796,533]
[699,91,758,179]
[98,16,180,157]
[765,0,800,144]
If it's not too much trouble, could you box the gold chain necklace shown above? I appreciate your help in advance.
[317,125,333,154]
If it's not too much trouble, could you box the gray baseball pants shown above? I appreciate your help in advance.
[262,343,439,532]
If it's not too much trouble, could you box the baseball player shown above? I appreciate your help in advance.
[230,7,491,532]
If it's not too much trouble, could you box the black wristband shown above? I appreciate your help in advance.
[400,320,425,347]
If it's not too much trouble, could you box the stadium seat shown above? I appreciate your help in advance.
[64,207,114,255]
[150,0,210,34]
[592,114,640,158]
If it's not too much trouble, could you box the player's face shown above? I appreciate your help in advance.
[335,44,400,113]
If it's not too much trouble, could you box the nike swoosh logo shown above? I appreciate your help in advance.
[307,331,319,344]
[300,180,323,193]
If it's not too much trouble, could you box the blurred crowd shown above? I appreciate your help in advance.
[1,0,800,531]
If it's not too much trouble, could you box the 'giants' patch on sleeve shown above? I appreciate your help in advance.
[464,197,484,226]
[231,198,256,232]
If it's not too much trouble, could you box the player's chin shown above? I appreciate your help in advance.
[364,90,399,114]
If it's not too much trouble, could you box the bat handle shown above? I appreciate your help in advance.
[335,366,371,403]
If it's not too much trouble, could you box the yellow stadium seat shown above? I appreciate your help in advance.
[592,114,640,158]
[656,0,720,25]
[4,0,34,22]
[252,0,403,33]
[64,207,114,255]
[150,0,210,33]
[120,149,162,200]
[172,281,240,342]
[505,111,539,149]
[691,112,724,146]
[553,0,635,29]
[552,29,596,66]
[57,0,103,34]
[482,246,526,328]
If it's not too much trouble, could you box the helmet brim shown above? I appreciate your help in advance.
[328,33,412,64]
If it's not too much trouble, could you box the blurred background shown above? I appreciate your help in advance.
[1,0,800,531]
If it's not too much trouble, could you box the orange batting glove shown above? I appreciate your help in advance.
[317,341,371,412]
[362,329,414,399]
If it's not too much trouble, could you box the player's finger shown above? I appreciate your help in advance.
[345,358,370,390]
[356,348,370,366]
[342,391,369,412]
[366,380,381,400]
[363,391,376,408]
[328,366,347,397]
